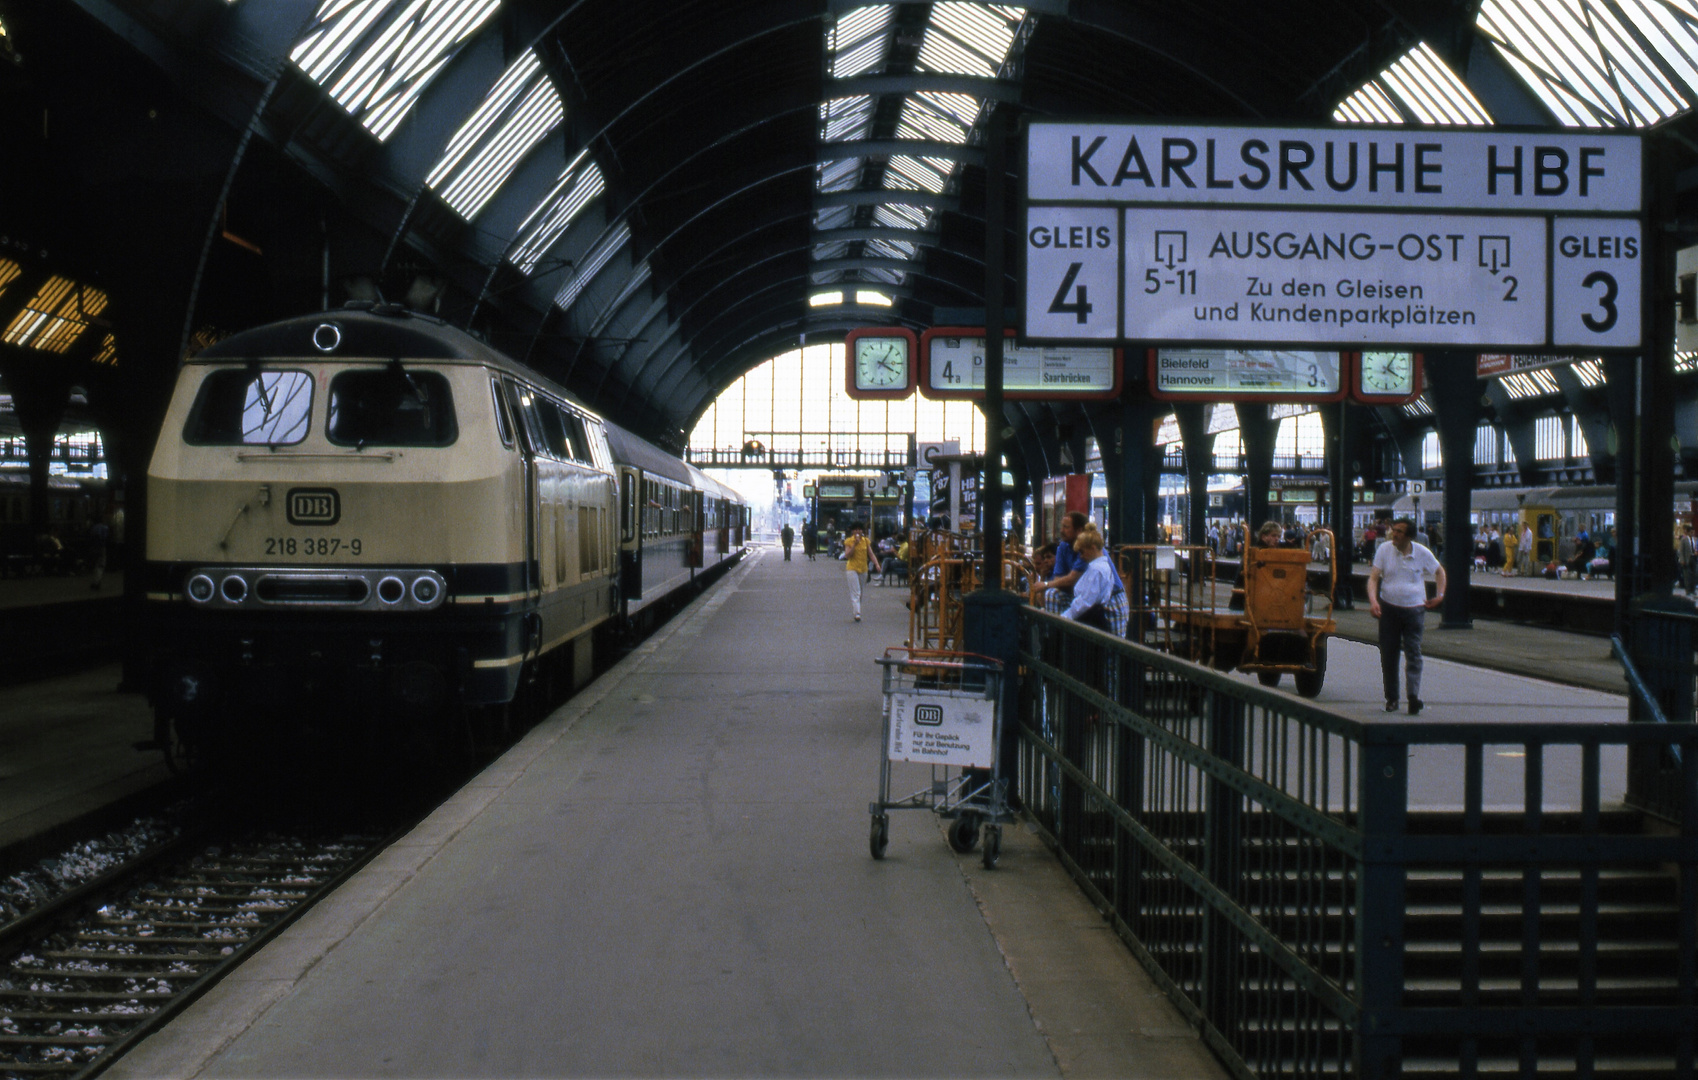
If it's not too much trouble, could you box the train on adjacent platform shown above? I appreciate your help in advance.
[142,305,746,767]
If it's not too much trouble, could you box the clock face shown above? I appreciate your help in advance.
[854,336,909,390]
[1359,352,1415,396]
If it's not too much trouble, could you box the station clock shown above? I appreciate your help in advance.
[1351,352,1423,405]
[844,327,916,400]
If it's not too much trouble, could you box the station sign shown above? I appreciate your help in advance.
[1022,121,1644,352]
[1477,353,1583,378]
[919,327,1121,400]
[1150,349,1345,401]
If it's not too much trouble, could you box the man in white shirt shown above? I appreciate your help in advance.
[1366,517,1446,715]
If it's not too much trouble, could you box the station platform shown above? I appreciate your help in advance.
[0,661,167,868]
[0,570,128,683]
[85,549,1633,1079]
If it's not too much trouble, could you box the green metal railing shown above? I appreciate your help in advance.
[1017,607,1698,1079]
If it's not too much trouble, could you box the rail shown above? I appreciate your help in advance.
[1016,607,1698,1079]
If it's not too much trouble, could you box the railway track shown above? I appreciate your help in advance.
[0,829,394,1077]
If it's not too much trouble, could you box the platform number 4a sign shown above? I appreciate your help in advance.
[1025,206,1118,341]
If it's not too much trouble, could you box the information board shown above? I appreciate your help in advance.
[1022,121,1644,352]
[1123,207,1551,346]
[920,327,1120,400]
[1151,349,1344,400]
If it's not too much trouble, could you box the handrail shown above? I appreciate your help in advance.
[1610,633,1671,726]
[1611,632,1683,769]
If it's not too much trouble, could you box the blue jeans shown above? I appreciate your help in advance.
[1378,603,1425,704]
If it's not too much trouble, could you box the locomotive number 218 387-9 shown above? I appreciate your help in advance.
[265,537,363,556]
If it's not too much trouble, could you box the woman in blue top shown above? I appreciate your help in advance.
[1061,528,1127,636]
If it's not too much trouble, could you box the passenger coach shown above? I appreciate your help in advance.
[143,304,743,766]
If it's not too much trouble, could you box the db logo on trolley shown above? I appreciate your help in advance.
[286,488,340,526]
[913,704,944,727]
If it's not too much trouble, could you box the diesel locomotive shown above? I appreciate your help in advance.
[142,304,745,766]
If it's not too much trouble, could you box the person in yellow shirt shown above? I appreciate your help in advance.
[843,524,871,622]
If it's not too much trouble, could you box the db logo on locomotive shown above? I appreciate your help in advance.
[286,487,340,526]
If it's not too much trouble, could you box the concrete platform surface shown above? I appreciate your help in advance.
[109,551,1228,1080]
[0,661,167,860]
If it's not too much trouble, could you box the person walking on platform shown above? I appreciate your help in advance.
[802,522,818,561]
[843,524,871,621]
[88,516,110,589]
[1367,517,1446,715]
[780,523,794,561]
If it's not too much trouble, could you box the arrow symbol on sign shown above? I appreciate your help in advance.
[1154,230,1187,269]
[1478,235,1511,274]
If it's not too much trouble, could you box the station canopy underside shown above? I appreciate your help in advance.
[7,0,1698,463]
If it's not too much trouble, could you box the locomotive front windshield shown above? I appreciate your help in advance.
[327,369,457,447]
[184,369,313,446]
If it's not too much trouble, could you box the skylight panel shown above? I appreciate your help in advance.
[830,5,894,78]
[874,203,928,230]
[92,333,117,367]
[919,3,1024,77]
[510,149,606,275]
[1678,351,1698,373]
[895,94,974,144]
[1477,0,1698,126]
[426,50,563,219]
[1380,43,1493,124]
[863,266,907,285]
[555,222,629,312]
[817,158,860,193]
[2,277,108,354]
[1335,81,1405,124]
[884,155,949,193]
[866,237,917,261]
[858,291,893,306]
[822,96,874,142]
[812,240,850,262]
[1570,357,1606,386]
[815,205,853,231]
[1499,369,1560,398]
[1403,394,1434,417]
[810,292,844,307]
[291,0,501,141]
[0,259,19,300]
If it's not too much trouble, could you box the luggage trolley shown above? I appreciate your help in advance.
[869,648,1010,868]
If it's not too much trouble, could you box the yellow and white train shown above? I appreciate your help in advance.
[143,304,745,764]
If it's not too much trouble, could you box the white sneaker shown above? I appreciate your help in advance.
[854,614,861,621]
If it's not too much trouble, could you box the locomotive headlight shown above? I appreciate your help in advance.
[187,574,215,603]
[219,575,248,604]
[411,576,439,605]
[376,576,406,604]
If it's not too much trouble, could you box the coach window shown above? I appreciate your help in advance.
[184,369,313,446]
[327,369,457,447]
[490,377,514,449]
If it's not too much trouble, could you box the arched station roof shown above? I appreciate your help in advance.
[5,0,1698,456]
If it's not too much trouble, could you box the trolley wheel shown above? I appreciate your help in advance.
[869,814,889,860]
[1294,640,1328,698]
[947,813,979,854]
[1256,671,1282,687]
[982,825,1002,869]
